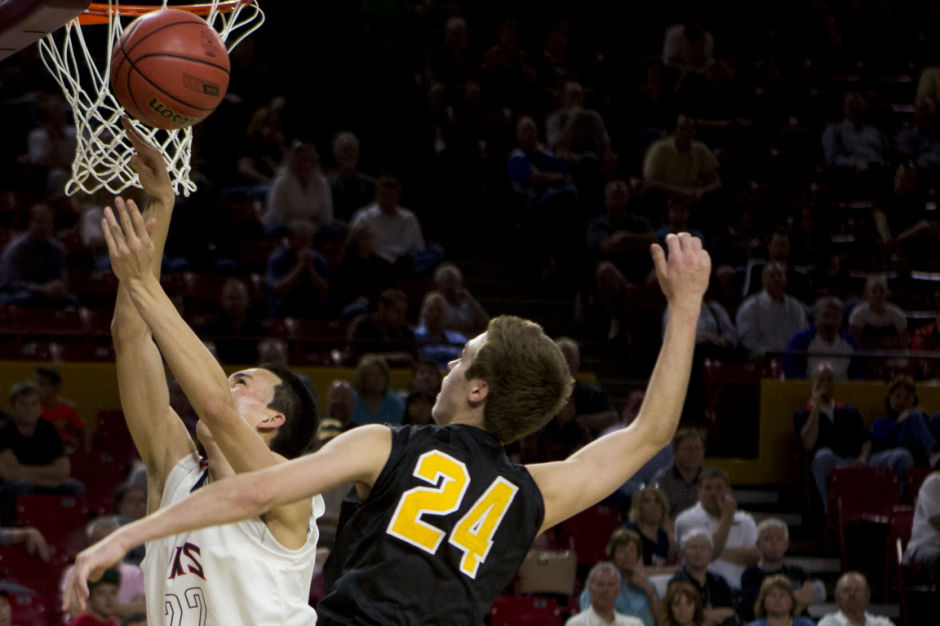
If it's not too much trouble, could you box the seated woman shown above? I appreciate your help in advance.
[579,528,660,626]
[663,581,707,626]
[747,575,815,626]
[349,354,405,426]
[624,484,677,570]
[872,375,940,468]
[669,529,737,626]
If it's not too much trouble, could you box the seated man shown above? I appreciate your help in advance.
[652,427,705,521]
[0,381,85,522]
[817,571,895,626]
[567,561,644,626]
[739,518,826,621]
[669,528,736,626]
[35,366,89,454]
[427,263,489,337]
[349,176,436,275]
[345,288,417,367]
[784,296,860,381]
[821,92,888,180]
[903,469,940,591]
[68,568,121,626]
[736,261,808,359]
[642,114,721,200]
[674,467,759,590]
[0,203,74,307]
[794,363,913,507]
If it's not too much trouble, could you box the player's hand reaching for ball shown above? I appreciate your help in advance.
[102,197,156,284]
[121,116,174,205]
[651,232,711,313]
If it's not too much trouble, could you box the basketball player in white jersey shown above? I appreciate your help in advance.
[110,118,323,625]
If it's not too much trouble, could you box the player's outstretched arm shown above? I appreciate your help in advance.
[104,200,283,476]
[63,423,392,614]
[111,118,195,510]
[529,233,710,532]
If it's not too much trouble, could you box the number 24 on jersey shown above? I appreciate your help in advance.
[386,450,518,578]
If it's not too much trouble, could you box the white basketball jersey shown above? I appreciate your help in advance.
[142,454,324,625]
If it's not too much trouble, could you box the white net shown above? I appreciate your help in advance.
[38,0,264,197]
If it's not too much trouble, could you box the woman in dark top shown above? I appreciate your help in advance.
[625,484,676,570]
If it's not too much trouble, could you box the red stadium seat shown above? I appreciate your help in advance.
[92,410,137,461]
[15,495,90,562]
[827,466,900,567]
[556,504,622,566]
[489,595,563,626]
[69,450,127,514]
[9,592,48,626]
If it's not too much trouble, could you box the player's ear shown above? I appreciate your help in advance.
[258,412,286,432]
[467,378,488,405]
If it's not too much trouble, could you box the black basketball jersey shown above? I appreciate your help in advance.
[318,424,545,625]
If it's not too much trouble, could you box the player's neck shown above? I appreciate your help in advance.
[447,411,486,431]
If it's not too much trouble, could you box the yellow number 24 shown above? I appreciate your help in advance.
[386,450,519,578]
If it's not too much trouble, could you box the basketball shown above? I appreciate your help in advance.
[110,9,230,130]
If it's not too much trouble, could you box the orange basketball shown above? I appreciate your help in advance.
[110,9,230,130]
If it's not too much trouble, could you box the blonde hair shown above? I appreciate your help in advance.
[628,485,670,527]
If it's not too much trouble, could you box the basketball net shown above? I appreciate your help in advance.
[38,1,264,197]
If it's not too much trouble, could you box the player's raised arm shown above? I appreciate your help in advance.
[64,423,392,613]
[104,186,289,476]
[110,118,195,510]
[529,233,710,532]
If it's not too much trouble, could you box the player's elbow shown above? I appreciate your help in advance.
[201,396,238,430]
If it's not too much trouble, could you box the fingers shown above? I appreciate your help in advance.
[115,198,138,247]
[126,198,149,238]
[650,241,667,275]
[121,116,150,153]
[101,207,124,257]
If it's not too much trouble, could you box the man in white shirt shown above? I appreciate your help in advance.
[350,176,425,266]
[903,470,940,587]
[818,572,895,626]
[566,562,643,626]
[736,261,808,357]
[674,467,759,590]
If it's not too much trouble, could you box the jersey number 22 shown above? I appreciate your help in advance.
[386,450,518,578]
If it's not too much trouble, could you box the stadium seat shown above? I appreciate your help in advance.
[91,410,137,461]
[9,592,47,626]
[827,466,900,567]
[489,594,563,626]
[556,504,622,566]
[15,495,90,561]
[69,450,127,514]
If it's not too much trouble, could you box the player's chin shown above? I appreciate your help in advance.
[430,403,449,426]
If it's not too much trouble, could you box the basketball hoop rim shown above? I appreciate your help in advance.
[79,1,252,25]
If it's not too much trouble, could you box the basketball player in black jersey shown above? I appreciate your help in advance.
[65,198,710,624]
